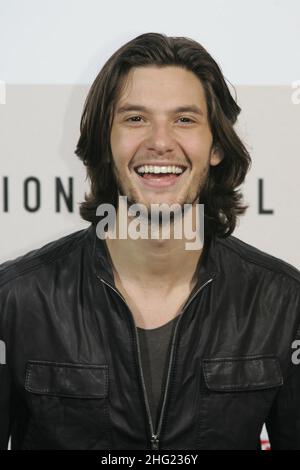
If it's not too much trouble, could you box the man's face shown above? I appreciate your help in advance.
[110,65,223,211]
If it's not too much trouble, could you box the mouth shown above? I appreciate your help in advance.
[133,164,188,189]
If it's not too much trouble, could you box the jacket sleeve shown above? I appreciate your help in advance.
[265,346,300,449]
[0,361,12,450]
[0,284,12,450]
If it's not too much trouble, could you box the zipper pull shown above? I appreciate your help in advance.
[151,434,159,450]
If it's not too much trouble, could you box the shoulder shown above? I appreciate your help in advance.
[0,227,89,292]
[216,234,300,287]
[216,235,300,370]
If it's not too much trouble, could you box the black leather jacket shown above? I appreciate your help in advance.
[1,223,300,450]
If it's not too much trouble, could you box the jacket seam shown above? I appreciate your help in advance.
[218,237,300,285]
[0,230,89,290]
[202,354,279,362]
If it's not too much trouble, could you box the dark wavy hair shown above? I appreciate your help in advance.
[75,32,251,238]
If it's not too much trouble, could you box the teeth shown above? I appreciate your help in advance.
[136,165,184,175]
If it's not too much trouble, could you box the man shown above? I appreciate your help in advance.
[1,32,300,450]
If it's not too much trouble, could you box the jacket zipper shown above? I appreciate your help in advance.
[99,275,213,450]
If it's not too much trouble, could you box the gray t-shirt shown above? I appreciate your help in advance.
[137,315,180,431]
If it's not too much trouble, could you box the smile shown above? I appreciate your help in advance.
[133,164,187,188]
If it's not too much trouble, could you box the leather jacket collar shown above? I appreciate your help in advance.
[85,222,220,293]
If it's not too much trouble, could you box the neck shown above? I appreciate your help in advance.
[104,203,204,291]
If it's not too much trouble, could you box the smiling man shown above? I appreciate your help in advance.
[106,64,223,330]
[1,33,300,451]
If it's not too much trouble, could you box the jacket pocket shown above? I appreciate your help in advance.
[23,360,111,449]
[25,360,108,398]
[202,354,283,391]
[196,355,283,449]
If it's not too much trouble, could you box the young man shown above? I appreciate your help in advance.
[1,32,300,450]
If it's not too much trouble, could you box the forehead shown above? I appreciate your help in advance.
[116,65,207,111]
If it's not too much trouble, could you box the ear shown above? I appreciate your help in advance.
[209,143,224,167]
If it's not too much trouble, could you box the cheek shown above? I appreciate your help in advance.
[111,129,140,167]
[181,133,212,167]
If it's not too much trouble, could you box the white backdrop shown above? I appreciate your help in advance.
[1,0,300,451]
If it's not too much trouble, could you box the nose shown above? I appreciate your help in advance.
[145,121,176,155]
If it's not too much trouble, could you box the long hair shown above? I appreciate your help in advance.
[75,32,251,238]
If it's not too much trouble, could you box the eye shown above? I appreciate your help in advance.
[177,117,195,124]
[126,115,144,123]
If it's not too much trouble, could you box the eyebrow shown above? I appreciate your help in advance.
[116,104,204,117]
